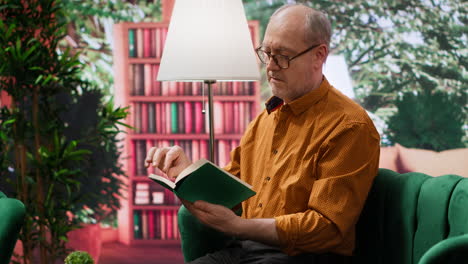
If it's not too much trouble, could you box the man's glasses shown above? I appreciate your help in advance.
[255,44,321,69]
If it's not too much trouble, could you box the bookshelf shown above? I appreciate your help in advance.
[113,21,261,245]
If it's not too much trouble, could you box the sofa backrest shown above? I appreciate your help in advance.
[353,169,468,264]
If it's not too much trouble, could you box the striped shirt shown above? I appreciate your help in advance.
[224,77,380,256]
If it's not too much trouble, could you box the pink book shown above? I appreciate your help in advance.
[184,101,193,134]
[141,103,148,134]
[161,27,168,53]
[233,102,240,134]
[161,81,170,96]
[148,210,155,239]
[191,140,200,161]
[146,140,154,174]
[194,102,204,134]
[152,65,161,95]
[214,101,224,134]
[155,103,162,134]
[169,82,178,96]
[141,210,148,239]
[200,140,208,160]
[144,64,152,96]
[239,102,245,133]
[136,29,143,58]
[155,28,162,59]
[218,140,228,167]
[166,209,173,239]
[166,102,172,134]
[160,210,166,240]
[143,29,151,58]
[173,210,178,239]
[134,103,142,133]
[177,82,184,96]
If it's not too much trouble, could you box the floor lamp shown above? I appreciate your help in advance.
[157,0,260,162]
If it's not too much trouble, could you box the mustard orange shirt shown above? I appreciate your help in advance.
[224,77,380,256]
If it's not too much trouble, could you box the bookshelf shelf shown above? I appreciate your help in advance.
[129,95,259,102]
[113,20,260,245]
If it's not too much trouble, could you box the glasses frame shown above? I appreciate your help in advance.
[255,44,321,69]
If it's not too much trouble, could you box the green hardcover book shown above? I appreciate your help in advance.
[149,159,256,209]
[171,102,178,134]
[128,29,136,58]
[133,210,142,239]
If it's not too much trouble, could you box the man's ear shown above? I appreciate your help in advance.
[314,44,329,66]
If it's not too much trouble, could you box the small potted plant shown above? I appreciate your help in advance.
[64,251,94,264]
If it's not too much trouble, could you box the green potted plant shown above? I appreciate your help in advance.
[64,251,94,264]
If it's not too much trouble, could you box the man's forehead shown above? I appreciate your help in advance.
[260,43,296,53]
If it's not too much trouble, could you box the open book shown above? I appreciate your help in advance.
[149,159,256,209]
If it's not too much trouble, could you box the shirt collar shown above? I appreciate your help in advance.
[265,76,330,115]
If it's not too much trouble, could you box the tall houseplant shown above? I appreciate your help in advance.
[0,0,129,262]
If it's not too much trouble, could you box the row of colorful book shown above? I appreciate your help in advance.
[133,139,240,176]
[130,101,255,135]
[128,28,168,59]
[129,64,256,96]
[134,182,181,205]
[133,209,180,240]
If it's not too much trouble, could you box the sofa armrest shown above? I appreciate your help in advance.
[0,194,26,264]
[418,234,468,264]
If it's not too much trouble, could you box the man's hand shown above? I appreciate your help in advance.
[145,145,192,180]
[182,199,242,237]
[181,199,280,246]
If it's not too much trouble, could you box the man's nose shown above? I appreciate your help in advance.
[266,56,280,72]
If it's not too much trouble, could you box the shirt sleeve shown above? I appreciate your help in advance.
[275,122,380,255]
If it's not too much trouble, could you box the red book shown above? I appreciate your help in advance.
[141,210,148,239]
[161,103,166,134]
[148,210,154,239]
[184,101,193,134]
[233,102,240,134]
[150,29,156,58]
[144,64,152,96]
[178,102,185,134]
[155,103,162,134]
[173,210,178,239]
[129,64,135,95]
[141,103,148,134]
[152,65,161,95]
[134,103,142,133]
[191,140,200,161]
[194,102,204,134]
[143,29,151,58]
[214,101,224,134]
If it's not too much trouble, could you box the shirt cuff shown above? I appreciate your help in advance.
[275,214,299,255]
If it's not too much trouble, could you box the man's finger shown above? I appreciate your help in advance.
[145,147,157,168]
[153,147,168,170]
[163,146,182,172]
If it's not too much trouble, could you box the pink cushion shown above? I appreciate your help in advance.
[396,143,468,177]
[379,146,399,171]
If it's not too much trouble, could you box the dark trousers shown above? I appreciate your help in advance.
[188,240,351,264]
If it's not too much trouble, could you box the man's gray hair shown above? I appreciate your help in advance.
[271,4,332,49]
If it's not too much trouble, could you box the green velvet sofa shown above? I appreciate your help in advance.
[0,191,26,264]
[178,169,468,263]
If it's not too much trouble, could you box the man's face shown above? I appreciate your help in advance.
[262,10,320,103]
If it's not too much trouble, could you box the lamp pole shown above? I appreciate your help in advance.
[204,80,216,162]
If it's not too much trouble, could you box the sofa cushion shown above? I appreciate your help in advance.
[396,144,468,177]
[379,146,399,171]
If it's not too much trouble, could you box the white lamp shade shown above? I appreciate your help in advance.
[157,0,260,82]
[323,55,355,99]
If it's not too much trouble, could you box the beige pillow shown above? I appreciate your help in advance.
[379,146,399,172]
[396,143,468,177]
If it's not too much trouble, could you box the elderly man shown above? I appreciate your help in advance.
[145,4,380,264]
